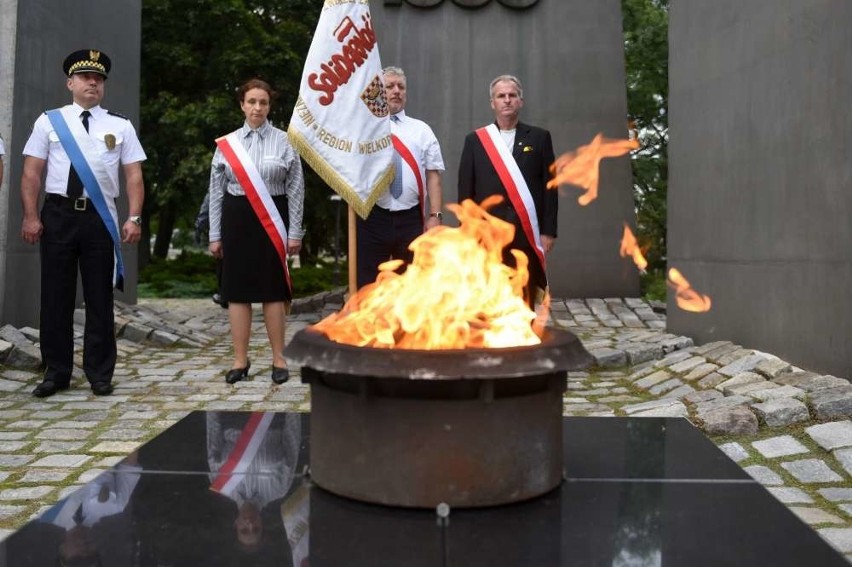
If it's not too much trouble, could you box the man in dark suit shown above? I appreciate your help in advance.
[458,74,557,307]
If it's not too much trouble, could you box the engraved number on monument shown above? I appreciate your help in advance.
[386,0,539,8]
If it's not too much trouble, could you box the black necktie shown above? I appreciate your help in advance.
[72,503,84,525]
[66,110,91,198]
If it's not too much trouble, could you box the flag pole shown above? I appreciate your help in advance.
[348,206,357,296]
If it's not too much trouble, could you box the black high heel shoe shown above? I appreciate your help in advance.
[271,366,290,385]
[225,360,251,384]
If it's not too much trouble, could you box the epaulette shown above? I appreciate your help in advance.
[107,110,129,120]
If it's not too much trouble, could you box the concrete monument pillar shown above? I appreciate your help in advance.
[371,0,639,298]
[0,0,142,327]
[668,0,852,376]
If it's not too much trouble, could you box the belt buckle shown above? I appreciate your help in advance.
[73,197,87,211]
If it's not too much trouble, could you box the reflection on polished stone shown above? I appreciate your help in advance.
[0,412,846,566]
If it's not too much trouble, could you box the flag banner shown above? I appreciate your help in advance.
[289,0,394,219]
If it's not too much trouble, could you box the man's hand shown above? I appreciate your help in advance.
[287,238,302,258]
[21,216,43,245]
[122,220,142,244]
[541,234,555,254]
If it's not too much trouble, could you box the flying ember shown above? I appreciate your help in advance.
[313,196,542,349]
[547,133,639,205]
[667,267,712,313]
[619,223,648,272]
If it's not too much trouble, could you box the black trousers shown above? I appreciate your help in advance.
[39,196,116,385]
[355,205,422,289]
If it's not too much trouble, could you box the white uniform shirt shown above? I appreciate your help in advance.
[22,102,146,198]
[0,135,6,155]
[378,110,445,211]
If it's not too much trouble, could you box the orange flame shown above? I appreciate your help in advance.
[619,224,648,272]
[547,133,639,206]
[667,268,712,312]
[314,197,541,349]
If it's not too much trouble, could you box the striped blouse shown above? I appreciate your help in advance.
[207,120,305,241]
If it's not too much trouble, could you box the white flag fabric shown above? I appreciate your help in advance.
[288,0,394,219]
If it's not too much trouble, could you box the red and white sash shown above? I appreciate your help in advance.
[216,132,292,293]
[391,134,427,225]
[210,412,275,496]
[475,124,546,270]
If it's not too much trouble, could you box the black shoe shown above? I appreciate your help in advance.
[226,360,251,384]
[212,293,229,308]
[91,382,114,396]
[32,381,69,398]
[271,366,290,385]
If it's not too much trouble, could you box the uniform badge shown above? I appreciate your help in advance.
[104,134,116,150]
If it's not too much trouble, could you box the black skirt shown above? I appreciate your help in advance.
[221,192,291,303]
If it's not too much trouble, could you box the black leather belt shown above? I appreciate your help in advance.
[46,194,95,211]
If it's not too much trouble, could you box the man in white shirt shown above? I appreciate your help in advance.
[20,49,146,398]
[355,66,445,288]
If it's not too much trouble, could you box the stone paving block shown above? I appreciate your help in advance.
[714,348,757,368]
[697,372,728,389]
[751,435,810,458]
[840,504,852,518]
[822,533,852,561]
[649,378,684,396]
[692,341,735,356]
[682,363,720,382]
[89,441,141,454]
[766,487,813,504]
[653,350,694,368]
[781,459,843,483]
[789,506,844,525]
[34,441,87,453]
[634,370,672,390]
[807,422,852,451]
[747,384,805,402]
[743,465,783,486]
[589,347,627,368]
[700,405,759,436]
[798,376,851,393]
[810,386,852,420]
[622,344,663,365]
[833,448,852,478]
[35,429,92,441]
[0,487,54,501]
[716,372,766,395]
[660,336,694,353]
[0,455,35,467]
[694,394,753,417]
[774,370,824,388]
[18,470,73,483]
[755,357,793,379]
[821,488,852,502]
[622,398,684,415]
[718,442,749,463]
[726,380,779,397]
[0,441,27,452]
[662,384,696,400]
[667,356,706,374]
[683,389,723,405]
[0,432,28,441]
[30,454,92,468]
[0,505,27,522]
[751,398,810,428]
[630,403,689,418]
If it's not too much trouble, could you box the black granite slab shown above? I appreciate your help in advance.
[0,412,846,566]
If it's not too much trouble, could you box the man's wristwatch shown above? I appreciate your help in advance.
[128,215,142,226]
[429,212,443,222]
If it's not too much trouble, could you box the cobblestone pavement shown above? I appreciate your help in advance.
[1,294,852,561]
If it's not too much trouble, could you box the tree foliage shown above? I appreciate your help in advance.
[622,0,668,274]
[139,0,338,265]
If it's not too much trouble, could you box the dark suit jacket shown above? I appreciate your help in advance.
[458,121,557,288]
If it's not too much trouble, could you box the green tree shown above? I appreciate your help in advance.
[139,0,337,266]
[622,0,668,277]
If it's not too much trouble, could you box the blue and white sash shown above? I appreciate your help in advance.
[47,108,125,290]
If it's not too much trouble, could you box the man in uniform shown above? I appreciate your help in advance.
[356,66,445,288]
[458,74,557,307]
[20,49,146,397]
